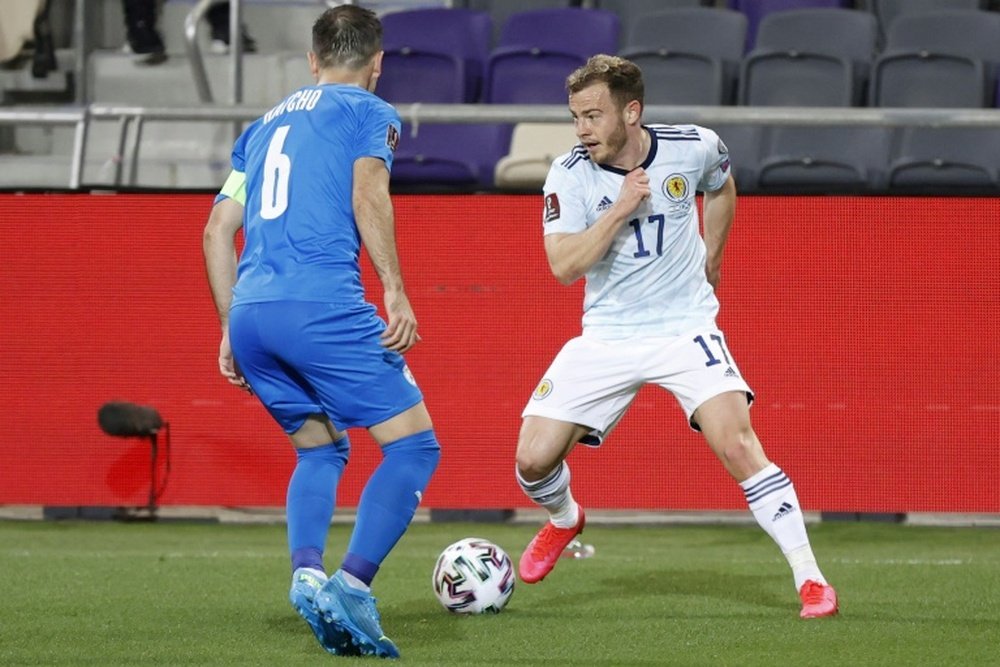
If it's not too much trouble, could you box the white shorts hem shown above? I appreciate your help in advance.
[521,403,606,434]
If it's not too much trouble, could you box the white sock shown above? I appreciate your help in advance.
[741,463,826,591]
[338,569,371,593]
[517,461,579,528]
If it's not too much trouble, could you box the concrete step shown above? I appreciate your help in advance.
[88,50,287,105]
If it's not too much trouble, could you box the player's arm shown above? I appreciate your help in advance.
[544,167,650,285]
[203,171,250,391]
[203,196,243,327]
[702,173,736,291]
[353,156,419,353]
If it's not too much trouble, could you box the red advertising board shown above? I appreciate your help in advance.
[0,193,996,512]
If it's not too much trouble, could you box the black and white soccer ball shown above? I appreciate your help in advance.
[432,537,515,614]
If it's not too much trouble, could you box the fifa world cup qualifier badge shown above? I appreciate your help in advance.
[385,124,399,152]
[543,193,561,223]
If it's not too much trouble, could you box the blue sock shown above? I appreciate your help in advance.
[287,436,350,573]
[342,429,440,585]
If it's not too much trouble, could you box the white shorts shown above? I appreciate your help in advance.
[521,326,754,445]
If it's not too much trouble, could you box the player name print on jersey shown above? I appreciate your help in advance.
[263,88,323,124]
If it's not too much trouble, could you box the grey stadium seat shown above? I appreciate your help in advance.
[887,127,1000,191]
[595,0,706,44]
[738,8,878,107]
[870,0,984,48]
[756,126,892,192]
[870,9,1000,108]
[620,8,748,105]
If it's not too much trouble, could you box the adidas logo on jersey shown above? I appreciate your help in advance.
[596,196,613,212]
[724,366,738,378]
[772,502,795,522]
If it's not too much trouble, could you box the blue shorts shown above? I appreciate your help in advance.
[228,300,424,433]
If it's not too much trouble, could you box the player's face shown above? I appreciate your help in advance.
[569,83,628,165]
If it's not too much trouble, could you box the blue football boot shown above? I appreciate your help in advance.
[314,570,400,659]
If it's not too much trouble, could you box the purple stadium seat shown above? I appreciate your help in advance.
[379,9,492,103]
[728,0,851,51]
[391,124,514,189]
[485,8,619,104]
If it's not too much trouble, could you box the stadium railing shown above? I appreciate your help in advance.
[2,103,1000,189]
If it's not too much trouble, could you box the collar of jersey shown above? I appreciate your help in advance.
[598,125,657,175]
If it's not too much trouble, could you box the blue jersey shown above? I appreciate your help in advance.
[230,84,401,307]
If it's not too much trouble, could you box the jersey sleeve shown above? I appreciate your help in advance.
[230,118,260,173]
[541,161,589,235]
[355,98,401,171]
[696,125,731,193]
[215,120,259,205]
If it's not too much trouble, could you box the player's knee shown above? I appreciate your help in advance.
[515,446,558,482]
[718,429,762,476]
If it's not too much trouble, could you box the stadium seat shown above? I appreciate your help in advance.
[379,9,492,103]
[712,124,765,192]
[493,122,580,190]
[870,10,1000,108]
[461,0,576,46]
[391,123,514,190]
[738,8,877,107]
[870,0,984,48]
[887,127,1000,191]
[756,126,891,192]
[619,8,748,106]
[484,8,619,104]
[594,0,705,44]
[727,0,851,51]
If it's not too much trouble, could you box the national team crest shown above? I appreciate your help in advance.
[532,378,553,400]
[386,124,399,152]
[662,173,689,202]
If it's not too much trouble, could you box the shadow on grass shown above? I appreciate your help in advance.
[508,567,792,618]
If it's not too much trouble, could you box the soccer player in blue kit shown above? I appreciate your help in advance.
[516,55,838,619]
[202,6,438,658]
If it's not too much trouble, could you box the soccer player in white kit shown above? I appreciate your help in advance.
[516,55,838,619]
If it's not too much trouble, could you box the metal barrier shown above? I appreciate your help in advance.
[3,104,1000,189]
[183,0,245,104]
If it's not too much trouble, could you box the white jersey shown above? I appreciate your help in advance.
[541,124,731,340]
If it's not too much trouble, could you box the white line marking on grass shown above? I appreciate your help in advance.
[831,558,968,566]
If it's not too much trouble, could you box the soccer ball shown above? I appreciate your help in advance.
[432,537,515,614]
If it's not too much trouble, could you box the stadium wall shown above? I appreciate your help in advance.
[0,193,996,513]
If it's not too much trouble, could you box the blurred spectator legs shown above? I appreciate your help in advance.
[122,0,167,65]
[0,0,50,74]
[205,2,257,54]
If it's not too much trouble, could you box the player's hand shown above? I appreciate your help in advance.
[218,330,252,394]
[381,289,419,353]
[618,167,651,212]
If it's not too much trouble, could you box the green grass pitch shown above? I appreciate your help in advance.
[1,520,997,666]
